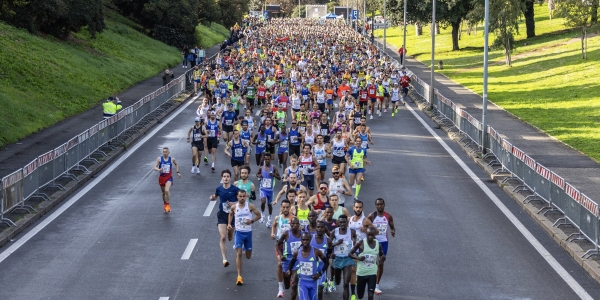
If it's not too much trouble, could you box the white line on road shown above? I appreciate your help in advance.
[159,297,169,300]
[0,95,200,264]
[203,200,216,216]
[405,103,593,300]
[181,239,198,260]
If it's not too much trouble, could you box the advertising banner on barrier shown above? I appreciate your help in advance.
[89,124,99,136]
[54,143,68,157]
[38,150,54,166]
[581,193,599,217]
[2,169,23,211]
[2,170,22,189]
[524,154,535,169]
[512,146,525,162]
[78,130,90,143]
[536,163,552,180]
[566,183,581,203]
[502,140,513,152]
[550,172,565,189]
[67,137,78,150]
[23,159,38,177]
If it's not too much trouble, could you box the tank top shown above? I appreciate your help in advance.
[328,178,346,205]
[310,235,329,255]
[296,205,310,227]
[276,214,292,240]
[260,164,274,191]
[286,166,301,181]
[234,203,252,233]
[353,110,363,125]
[158,157,172,177]
[349,214,366,242]
[356,239,379,276]
[300,154,315,175]
[345,101,354,112]
[240,130,251,147]
[391,88,400,101]
[372,212,390,242]
[297,247,319,281]
[313,193,329,210]
[358,133,369,149]
[349,147,365,169]
[255,133,267,152]
[192,126,204,142]
[284,230,302,257]
[278,132,289,150]
[244,116,254,131]
[289,128,301,146]
[207,119,219,137]
[333,227,353,257]
[316,91,325,103]
[231,139,245,161]
[304,131,315,146]
[331,139,346,158]
[319,122,330,137]
[236,180,252,199]
[313,144,327,166]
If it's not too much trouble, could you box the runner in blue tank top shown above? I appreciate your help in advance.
[311,221,333,297]
[276,125,290,170]
[153,147,182,213]
[286,232,329,300]
[276,217,302,298]
[225,130,250,181]
[253,125,268,166]
[257,153,281,228]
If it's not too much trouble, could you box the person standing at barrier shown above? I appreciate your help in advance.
[187,117,207,175]
[348,226,386,300]
[153,147,182,212]
[398,46,406,65]
[102,96,122,119]
[228,190,262,285]
[366,198,395,295]
[210,169,240,267]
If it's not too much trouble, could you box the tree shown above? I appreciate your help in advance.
[555,0,594,59]
[468,0,523,66]
[248,0,263,11]
[142,0,199,48]
[291,5,306,17]
[218,0,248,28]
[522,0,535,38]
[0,0,27,19]
[386,0,473,51]
[198,0,222,25]
[592,0,599,23]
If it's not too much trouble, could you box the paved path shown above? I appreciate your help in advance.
[0,44,221,179]
[0,96,599,299]
[372,38,600,205]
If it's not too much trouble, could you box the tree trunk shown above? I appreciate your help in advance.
[451,19,461,50]
[592,0,598,24]
[548,0,554,20]
[523,0,535,38]
[435,22,440,34]
[506,37,512,67]
[582,28,586,59]
[415,23,422,36]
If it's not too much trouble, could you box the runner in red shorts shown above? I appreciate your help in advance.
[153,147,182,212]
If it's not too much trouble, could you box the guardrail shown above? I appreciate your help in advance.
[0,50,222,227]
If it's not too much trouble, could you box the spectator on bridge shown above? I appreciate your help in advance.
[162,69,174,86]
[398,46,407,64]
[182,45,190,68]
[197,46,205,64]
[102,96,122,119]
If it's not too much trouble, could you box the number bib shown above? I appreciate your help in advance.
[363,254,376,268]
[222,202,231,213]
[234,148,243,157]
[161,164,171,174]
[375,224,387,235]
[333,149,344,157]
[299,219,309,227]
[353,161,363,169]
[277,224,291,238]
[225,119,232,126]
[193,133,202,140]
[361,141,368,149]
[236,217,251,230]
[290,241,302,253]
[291,136,298,144]
[299,261,313,276]
[334,241,351,256]
[209,130,216,137]
[261,178,272,189]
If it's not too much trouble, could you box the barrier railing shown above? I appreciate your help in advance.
[0,52,219,226]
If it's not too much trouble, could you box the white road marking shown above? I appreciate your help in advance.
[404,104,593,300]
[255,110,261,116]
[181,239,198,260]
[0,95,200,264]
[203,200,216,216]
[159,297,169,300]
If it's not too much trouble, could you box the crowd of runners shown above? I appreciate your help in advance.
[156,17,411,300]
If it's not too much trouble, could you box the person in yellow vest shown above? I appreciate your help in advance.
[102,96,122,119]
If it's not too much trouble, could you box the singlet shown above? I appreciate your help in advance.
[353,110,363,125]
[349,214,366,242]
[304,131,315,147]
[313,144,327,166]
[234,203,252,233]
[328,177,347,206]
[296,247,319,281]
[391,88,400,101]
[296,205,311,227]
[333,227,353,257]
[300,154,315,176]
[246,86,256,98]
[372,212,391,242]
[356,239,379,276]
[260,164,274,191]
[158,156,172,178]
[222,111,237,127]
[192,126,204,142]
[284,230,302,258]
[348,147,365,169]
[316,91,326,103]
[313,193,329,210]
[240,130,251,148]
[276,214,293,240]
[291,95,301,110]
[345,101,354,112]
[358,132,369,149]
[310,235,329,255]
[278,132,289,151]
[231,139,245,161]
[298,120,307,134]
[289,127,301,146]
[331,138,346,158]
[255,133,267,152]
[207,119,219,138]
[236,180,252,200]
[319,121,330,138]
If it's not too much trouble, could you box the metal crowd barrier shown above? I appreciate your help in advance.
[392,45,600,258]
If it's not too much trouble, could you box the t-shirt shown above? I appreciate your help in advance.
[215,185,240,213]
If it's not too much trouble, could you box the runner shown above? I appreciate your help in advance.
[257,153,281,228]
[272,200,294,298]
[390,82,401,117]
[312,135,331,183]
[239,120,253,166]
[253,125,268,166]
[275,125,290,170]
[366,198,396,294]
[283,154,304,185]
[289,119,302,159]
[311,221,333,299]
[345,139,370,201]
[209,169,240,267]
[233,166,256,203]
[228,190,262,285]
[330,131,349,177]
[206,110,221,172]
[277,217,302,299]
[225,129,250,181]
[348,226,386,300]
[153,147,182,212]
[274,172,307,204]
[348,200,376,300]
[222,103,237,144]
[308,181,330,215]
[300,144,320,196]
[291,189,312,228]
[286,232,329,300]
[187,117,207,175]
[330,214,357,300]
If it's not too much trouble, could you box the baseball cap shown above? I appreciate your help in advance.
[241,120,248,125]
[194,117,201,122]
[332,165,340,172]
[109,96,114,100]
[227,103,234,107]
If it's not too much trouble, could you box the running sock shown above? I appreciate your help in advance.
[355,184,361,197]
[376,284,380,289]
[212,162,215,167]
[278,282,284,290]
[351,284,356,294]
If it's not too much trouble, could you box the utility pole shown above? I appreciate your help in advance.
[429,0,435,110]
[402,0,407,67]
[481,0,490,153]
[383,0,387,53]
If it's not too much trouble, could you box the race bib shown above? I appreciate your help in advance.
[161,164,171,174]
[317,158,324,164]
[299,219,309,227]
[302,95,308,100]
[291,136,298,144]
[376,224,387,235]
[234,148,243,157]
[363,254,376,268]
[290,241,302,253]
[225,120,232,126]
[258,140,266,147]
[334,241,351,256]
[222,202,231,213]
[277,224,291,238]
[333,149,343,156]
[193,133,201,140]
[299,261,313,276]
[361,141,368,149]
[209,130,216,137]
[261,178,272,189]
[353,161,363,169]
[236,217,251,230]
[320,129,328,136]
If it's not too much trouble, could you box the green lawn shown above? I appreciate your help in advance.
[195,23,230,49]
[0,11,182,149]
[376,5,600,161]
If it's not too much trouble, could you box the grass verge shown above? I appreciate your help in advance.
[376,5,600,161]
[195,22,230,49]
[0,11,182,149]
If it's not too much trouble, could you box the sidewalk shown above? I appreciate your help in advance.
[0,44,221,179]
[374,38,600,203]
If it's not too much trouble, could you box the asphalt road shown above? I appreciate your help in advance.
[1,95,599,300]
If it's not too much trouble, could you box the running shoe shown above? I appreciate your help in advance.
[266,220,272,228]
[392,112,395,117]
[191,166,196,174]
[361,176,364,181]
[163,203,168,212]
[196,167,201,175]
[165,203,171,212]
[375,286,383,295]
[276,290,285,298]
[204,156,208,164]
[328,279,336,293]
[369,115,373,120]
[223,260,230,267]
[259,216,265,223]
[212,166,216,173]
[384,109,387,113]
[350,294,357,300]
[236,276,243,285]
[376,110,380,115]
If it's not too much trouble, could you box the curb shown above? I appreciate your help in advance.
[0,94,192,249]
[410,94,600,284]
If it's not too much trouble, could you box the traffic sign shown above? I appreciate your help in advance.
[352,10,359,20]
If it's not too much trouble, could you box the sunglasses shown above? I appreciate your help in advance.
[332,172,340,175]
[319,186,328,190]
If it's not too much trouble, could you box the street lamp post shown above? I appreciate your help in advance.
[383,0,387,53]
[429,0,435,110]
[481,0,490,153]
[402,0,407,67]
